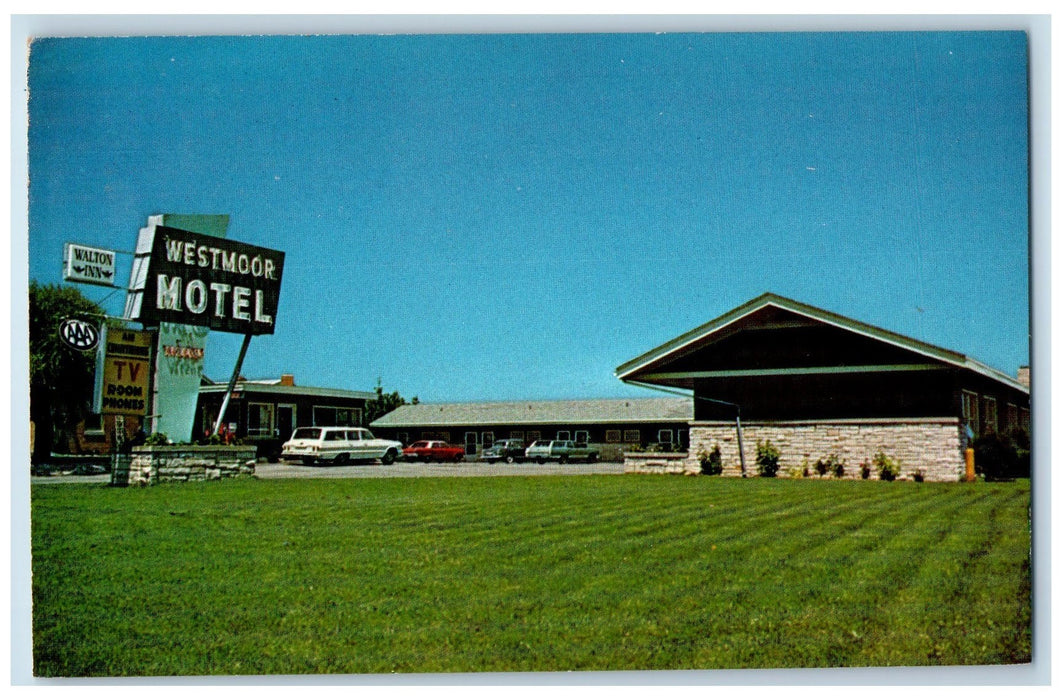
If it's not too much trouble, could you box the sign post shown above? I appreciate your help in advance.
[212,334,252,437]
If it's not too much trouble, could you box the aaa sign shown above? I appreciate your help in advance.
[96,326,154,416]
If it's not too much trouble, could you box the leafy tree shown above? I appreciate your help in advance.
[29,282,105,463]
[363,378,418,426]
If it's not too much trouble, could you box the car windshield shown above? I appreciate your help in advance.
[292,428,321,440]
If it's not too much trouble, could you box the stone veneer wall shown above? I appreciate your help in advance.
[113,445,257,486]
[686,418,965,482]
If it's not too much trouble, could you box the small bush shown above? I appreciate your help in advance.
[860,462,871,480]
[973,432,1027,481]
[814,454,845,479]
[144,432,170,446]
[874,451,902,481]
[913,469,926,483]
[699,445,723,476]
[756,440,780,478]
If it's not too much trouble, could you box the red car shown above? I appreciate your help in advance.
[402,440,465,462]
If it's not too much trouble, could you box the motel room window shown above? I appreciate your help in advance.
[397,432,410,445]
[247,402,274,436]
[510,430,525,440]
[574,430,590,444]
[623,429,641,444]
[556,430,571,441]
[482,432,494,449]
[312,406,362,427]
[605,430,622,443]
[983,397,998,435]
[658,429,674,447]
[527,430,541,442]
[1005,404,1019,433]
[961,391,980,438]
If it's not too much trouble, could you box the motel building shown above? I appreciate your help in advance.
[195,374,374,461]
[370,397,694,461]
[614,293,1030,481]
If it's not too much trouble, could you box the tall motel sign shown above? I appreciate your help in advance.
[62,219,285,446]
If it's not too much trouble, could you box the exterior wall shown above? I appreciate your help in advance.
[113,445,257,486]
[687,418,965,482]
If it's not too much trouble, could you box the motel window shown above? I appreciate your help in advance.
[961,391,980,438]
[575,430,590,444]
[527,430,542,442]
[397,432,410,445]
[1005,404,1019,433]
[423,431,451,442]
[510,430,525,440]
[556,430,571,441]
[482,432,494,449]
[983,397,998,435]
[623,429,641,443]
[84,413,104,436]
[658,429,674,446]
[678,430,689,449]
[605,430,622,443]
[247,402,274,437]
[312,406,362,427]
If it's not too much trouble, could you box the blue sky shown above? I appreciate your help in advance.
[25,30,1031,402]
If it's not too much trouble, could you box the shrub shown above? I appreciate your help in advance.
[756,440,780,478]
[144,432,170,446]
[913,469,926,483]
[814,454,845,479]
[698,445,723,476]
[973,432,1027,481]
[873,451,902,481]
[860,461,871,480]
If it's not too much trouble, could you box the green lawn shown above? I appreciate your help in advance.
[31,475,1031,676]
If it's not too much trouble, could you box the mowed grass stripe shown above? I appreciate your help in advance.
[31,477,1030,675]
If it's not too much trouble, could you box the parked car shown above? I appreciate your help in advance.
[481,439,526,464]
[402,440,465,462]
[280,427,403,466]
[524,440,599,464]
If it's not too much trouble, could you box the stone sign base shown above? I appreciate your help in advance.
[112,445,257,486]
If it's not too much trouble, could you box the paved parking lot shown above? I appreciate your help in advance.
[31,459,628,484]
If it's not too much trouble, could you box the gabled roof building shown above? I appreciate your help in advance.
[616,293,1029,481]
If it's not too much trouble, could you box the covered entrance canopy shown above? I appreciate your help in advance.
[615,293,1029,428]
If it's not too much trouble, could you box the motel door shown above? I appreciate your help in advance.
[276,404,296,439]
[464,432,478,456]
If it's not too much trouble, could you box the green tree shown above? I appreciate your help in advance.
[363,378,418,426]
[29,282,105,464]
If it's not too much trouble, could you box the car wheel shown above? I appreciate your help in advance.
[559,455,569,464]
[537,457,545,464]
[454,454,463,462]
[505,455,515,464]
[381,450,396,466]
[587,453,598,463]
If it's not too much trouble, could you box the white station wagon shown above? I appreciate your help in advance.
[280,426,404,466]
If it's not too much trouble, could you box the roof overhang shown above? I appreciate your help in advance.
[616,293,1028,395]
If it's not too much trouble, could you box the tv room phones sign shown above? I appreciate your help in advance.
[95,325,154,416]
